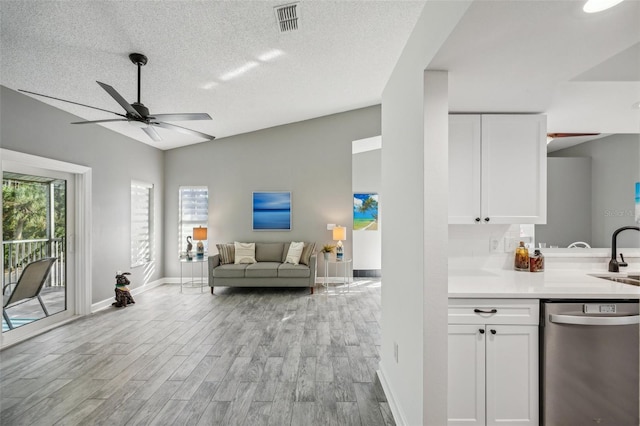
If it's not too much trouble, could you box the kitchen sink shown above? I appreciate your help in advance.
[590,274,640,287]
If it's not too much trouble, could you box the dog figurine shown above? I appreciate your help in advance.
[113,271,135,308]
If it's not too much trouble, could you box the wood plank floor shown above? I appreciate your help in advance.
[0,279,394,426]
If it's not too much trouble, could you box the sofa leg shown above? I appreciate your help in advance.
[310,286,314,295]
[211,286,215,295]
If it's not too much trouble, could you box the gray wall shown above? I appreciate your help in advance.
[535,157,592,247]
[352,148,382,270]
[549,134,640,248]
[0,86,165,303]
[163,105,381,278]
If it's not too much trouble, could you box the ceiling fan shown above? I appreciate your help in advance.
[547,133,600,139]
[19,53,215,142]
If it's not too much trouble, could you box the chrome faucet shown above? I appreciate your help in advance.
[609,226,640,272]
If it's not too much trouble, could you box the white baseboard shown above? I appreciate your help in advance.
[377,366,407,426]
[91,277,169,312]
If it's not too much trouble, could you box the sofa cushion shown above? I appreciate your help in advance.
[300,242,316,266]
[281,242,291,262]
[213,264,248,278]
[278,263,311,278]
[234,242,257,264]
[285,242,304,265]
[216,243,235,265]
[245,262,280,278]
[255,243,284,262]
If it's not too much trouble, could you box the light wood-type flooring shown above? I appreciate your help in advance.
[0,279,395,426]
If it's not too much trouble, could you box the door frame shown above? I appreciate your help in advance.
[1,149,92,348]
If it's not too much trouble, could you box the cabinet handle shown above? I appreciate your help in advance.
[490,329,497,335]
[474,308,498,314]
[479,329,485,334]
[475,217,481,223]
[484,217,490,222]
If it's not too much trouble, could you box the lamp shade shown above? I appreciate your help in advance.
[193,227,208,241]
[332,226,346,241]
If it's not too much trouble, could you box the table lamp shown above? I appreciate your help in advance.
[333,226,346,261]
[193,226,207,259]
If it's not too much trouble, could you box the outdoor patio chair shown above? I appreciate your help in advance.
[2,257,56,330]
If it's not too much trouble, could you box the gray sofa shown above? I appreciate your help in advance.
[208,242,317,294]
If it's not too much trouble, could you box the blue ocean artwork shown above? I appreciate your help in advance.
[636,182,640,225]
[253,192,291,230]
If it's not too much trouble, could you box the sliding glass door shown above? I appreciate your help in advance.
[2,166,75,335]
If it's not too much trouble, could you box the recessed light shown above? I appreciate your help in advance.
[583,0,625,13]
[632,101,640,109]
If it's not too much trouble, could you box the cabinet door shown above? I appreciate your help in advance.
[481,115,547,224]
[485,325,539,426]
[448,324,486,426]
[449,115,482,224]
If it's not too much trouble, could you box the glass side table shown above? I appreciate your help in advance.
[323,258,352,293]
[180,257,207,293]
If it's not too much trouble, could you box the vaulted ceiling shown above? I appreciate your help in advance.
[2,1,639,151]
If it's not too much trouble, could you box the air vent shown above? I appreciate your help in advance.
[274,3,299,32]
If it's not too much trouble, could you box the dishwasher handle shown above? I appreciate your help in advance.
[549,314,640,326]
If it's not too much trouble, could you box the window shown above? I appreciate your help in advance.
[179,186,208,256]
[131,181,153,267]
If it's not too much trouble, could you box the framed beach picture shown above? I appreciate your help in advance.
[353,193,379,231]
[635,182,640,225]
[252,191,291,231]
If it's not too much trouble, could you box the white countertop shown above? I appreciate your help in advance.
[449,268,640,299]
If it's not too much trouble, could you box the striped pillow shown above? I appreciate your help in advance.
[234,242,257,264]
[299,242,316,266]
[216,243,235,265]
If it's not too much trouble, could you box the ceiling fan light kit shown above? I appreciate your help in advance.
[19,53,215,142]
[583,0,625,13]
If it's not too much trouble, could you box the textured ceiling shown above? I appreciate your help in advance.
[1,1,426,150]
[2,1,639,152]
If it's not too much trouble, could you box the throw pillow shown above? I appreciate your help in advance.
[216,243,235,265]
[285,241,305,265]
[234,242,257,264]
[299,242,316,266]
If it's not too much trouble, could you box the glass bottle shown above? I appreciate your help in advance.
[529,249,544,272]
[514,241,529,271]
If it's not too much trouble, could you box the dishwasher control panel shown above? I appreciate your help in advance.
[583,303,616,314]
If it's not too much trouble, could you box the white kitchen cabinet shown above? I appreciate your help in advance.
[448,299,539,426]
[449,114,547,224]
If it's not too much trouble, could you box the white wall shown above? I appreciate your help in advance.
[352,146,381,271]
[163,106,381,278]
[380,2,471,425]
[549,134,640,248]
[0,86,165,303]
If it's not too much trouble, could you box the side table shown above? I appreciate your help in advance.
[323,258,352,292]
[180,257,207,293]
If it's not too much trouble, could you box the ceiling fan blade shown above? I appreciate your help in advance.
[151,121,215,141]
[96,81,142,118]
[71,119,129,125]
[547,133,600,138]
[151,113,212,121]
[143,126,162,142]
[18,89,127,117]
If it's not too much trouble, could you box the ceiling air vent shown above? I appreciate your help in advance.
[274,3,299,33]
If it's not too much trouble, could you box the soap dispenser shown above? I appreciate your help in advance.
[514,241,530,271]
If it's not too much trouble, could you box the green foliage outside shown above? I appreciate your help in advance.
[2,179,66,241]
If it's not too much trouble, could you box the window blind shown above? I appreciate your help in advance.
[131,181,153,267]
[179,186,208,256]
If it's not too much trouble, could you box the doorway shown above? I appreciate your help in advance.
[1,149,91,348]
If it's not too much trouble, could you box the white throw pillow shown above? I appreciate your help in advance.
[234,242,257,264]
[285,241,304,265]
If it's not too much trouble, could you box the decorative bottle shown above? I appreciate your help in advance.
[529,249,544,272]
[514,241,529,271]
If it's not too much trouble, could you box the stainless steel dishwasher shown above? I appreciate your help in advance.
[541,300,639,426]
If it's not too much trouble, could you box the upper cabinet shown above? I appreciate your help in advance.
[449,114,547,224]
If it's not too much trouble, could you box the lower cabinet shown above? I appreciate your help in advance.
[448,299,539,426]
